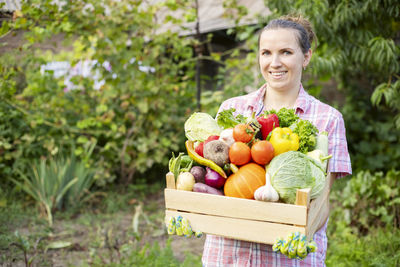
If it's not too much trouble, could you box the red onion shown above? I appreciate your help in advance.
[205,167,226,189]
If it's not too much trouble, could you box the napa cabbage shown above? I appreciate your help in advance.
[268,151,326,204]
[184,112,222,142]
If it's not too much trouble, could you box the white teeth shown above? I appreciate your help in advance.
[270,72,286,76]
[270,71,286,78]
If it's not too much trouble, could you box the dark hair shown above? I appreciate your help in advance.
[259,14,317,54]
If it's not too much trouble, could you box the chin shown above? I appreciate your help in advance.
[267,81,291,92]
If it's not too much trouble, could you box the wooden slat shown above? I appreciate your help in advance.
[166,172,176,189]
[306,173,332,238]
[165,210,306,245]
[165,189,307,225]
[307,196,329,239]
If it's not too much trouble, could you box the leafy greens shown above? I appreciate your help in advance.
[216,108,247,129]
[266,108,318,153]
[184,112,222,142]
[268,151,326,204]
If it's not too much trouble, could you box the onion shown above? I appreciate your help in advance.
[205,167,226,189]
[176,172,195,191]
[190,166,206,183]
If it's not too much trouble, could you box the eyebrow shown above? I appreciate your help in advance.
[260,47,295,51]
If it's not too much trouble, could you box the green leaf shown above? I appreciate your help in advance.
[45,241,72,252]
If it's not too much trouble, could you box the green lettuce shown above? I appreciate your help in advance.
[216,108,247,129]
[268,151,326,204]
[184,112,222,142]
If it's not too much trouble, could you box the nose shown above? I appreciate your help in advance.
[270,54,282,68]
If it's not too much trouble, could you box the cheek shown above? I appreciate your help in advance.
[259,57,269,68]
[285,57,303,73]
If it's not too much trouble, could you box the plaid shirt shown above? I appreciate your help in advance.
[202,84,352,267]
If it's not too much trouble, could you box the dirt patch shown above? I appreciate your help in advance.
[1,189,205,266]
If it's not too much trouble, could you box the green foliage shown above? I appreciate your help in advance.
[341,91,400,172]
[260,0,400,172]
[327,170,400,266]
[89,239,201,267]
[0,0,198,186]
[9,231,34,266]
[12,152,96,226]
[326,225,400,267]
[330,170,400,233]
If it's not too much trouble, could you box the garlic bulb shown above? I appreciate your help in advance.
[254,173,279,202]
[219,128,235,147]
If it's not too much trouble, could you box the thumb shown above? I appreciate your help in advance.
[167,217,176,235]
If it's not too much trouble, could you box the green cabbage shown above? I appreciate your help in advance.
[184,112,222,142]
[268,151,326,204]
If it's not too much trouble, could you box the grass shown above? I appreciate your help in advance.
[0,181,203,266]
[4,177,398,266]
[326,224,400,267]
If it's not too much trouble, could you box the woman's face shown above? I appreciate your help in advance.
[259,28,311,93]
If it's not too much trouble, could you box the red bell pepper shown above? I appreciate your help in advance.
[257,114,280,140]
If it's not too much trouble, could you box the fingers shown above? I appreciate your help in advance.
[272,231,318,260]
[166,216,203,238]
[288,232,300,259]
[167,216,176,235]
[297,233,308,259]
[175,216,184,236]
[181,217,194,237]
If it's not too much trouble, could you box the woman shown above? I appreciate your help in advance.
[202,15,352,267]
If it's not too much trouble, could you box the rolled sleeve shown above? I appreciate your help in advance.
[327,113,352,178]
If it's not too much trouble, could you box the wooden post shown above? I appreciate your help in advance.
[295,188,311,207]
[166,172,176,189]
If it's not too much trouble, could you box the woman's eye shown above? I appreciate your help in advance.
[283,51,292,55]
[262,51,270,56]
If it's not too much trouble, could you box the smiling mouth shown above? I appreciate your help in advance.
[269,71,287,79]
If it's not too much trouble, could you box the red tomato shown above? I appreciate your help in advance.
[229,142,251,165]
[195,142,205,157]
[206,135,220,143]
[251,140,274,165]
[233,124,254,143]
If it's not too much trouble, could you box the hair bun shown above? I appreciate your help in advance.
[280,14,317,49]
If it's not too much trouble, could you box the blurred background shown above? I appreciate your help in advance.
[0,0,399,266]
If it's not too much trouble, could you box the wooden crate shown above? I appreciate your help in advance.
[164,172,331,245]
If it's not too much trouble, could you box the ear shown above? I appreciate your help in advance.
[303,49,312,68]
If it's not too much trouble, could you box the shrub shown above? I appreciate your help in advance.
[12,151,96,226]
[0,1,197,186]
[330,170,400,234]
[326,225,400,267]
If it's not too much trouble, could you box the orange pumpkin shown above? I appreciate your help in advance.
[224,163,266,199]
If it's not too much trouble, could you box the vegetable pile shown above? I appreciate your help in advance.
[168,108,331,204]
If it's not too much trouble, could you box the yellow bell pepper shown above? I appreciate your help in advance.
[269,127,300,156]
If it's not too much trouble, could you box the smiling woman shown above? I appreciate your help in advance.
[259,28,310,110]
[258,18,314,111]
[203,14,352,267]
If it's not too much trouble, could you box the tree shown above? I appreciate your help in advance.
[0,0,198,185]
[261,0,400,172]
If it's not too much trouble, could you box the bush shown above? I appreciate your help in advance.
[330,170,400,234]
[0,1,198,186]
[12,151,96,226]
[326,225,400,267]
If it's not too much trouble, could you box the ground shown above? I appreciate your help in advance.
[0,186,205,266]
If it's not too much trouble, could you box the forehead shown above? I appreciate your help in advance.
[259,28,300,50]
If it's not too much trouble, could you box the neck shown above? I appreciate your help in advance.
[263,84,300,111]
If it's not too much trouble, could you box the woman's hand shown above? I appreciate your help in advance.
[272,231,317,260]
[166,215,203,238]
